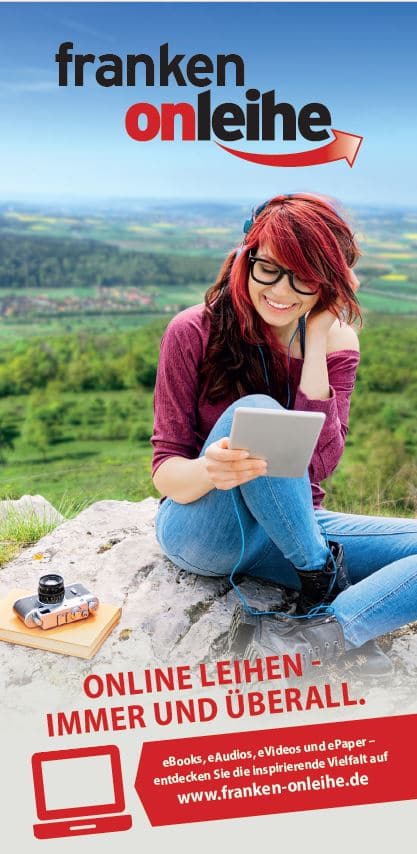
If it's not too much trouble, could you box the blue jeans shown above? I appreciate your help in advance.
[155,395,417,649]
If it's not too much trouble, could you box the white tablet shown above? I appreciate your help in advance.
[229,407,326,478]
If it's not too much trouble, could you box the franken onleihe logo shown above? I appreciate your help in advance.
[55,42,363,168]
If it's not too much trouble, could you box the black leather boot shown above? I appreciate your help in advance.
[252,611,345,674]
[228,604,393,678]
[296,541,351,613]
[337,640,393,677]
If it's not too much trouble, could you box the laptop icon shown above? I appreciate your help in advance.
[31,745,132,839]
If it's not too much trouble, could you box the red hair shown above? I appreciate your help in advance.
[230,193,361,349]
[202,193,361,404]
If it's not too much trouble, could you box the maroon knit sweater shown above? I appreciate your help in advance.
[151,304,360,508]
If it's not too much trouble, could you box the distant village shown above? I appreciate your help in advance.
[0,287,179,319]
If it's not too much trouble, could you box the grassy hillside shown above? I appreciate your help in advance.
[1,205,416,519]
[0,313,416,518]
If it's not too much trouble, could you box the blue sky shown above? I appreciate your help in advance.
[0,2,416,205]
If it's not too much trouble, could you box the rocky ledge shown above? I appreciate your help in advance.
[1,496,417,713]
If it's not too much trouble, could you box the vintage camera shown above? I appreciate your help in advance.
[13,573,99,630]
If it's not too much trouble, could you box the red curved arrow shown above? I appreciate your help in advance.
[215,129,363,168]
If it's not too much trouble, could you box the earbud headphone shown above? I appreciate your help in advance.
[227,198,336,620]
[257,314,306,408]
[243,199,271,235]
[235,197,307,405]
[234,199,270,262]
[235,195,293,260]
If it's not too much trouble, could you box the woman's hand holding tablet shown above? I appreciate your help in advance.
[229,407,326,478]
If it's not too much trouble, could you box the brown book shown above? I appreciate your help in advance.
[0,589,121,659]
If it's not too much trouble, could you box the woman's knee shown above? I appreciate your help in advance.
[201,394,283,450]
[155,498,236,577]
[233,394,283,411]
[217,395,284,425]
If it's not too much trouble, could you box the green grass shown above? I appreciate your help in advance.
[0,382,158,509]
[0,438,156,509]
[0,286,96,298]
[368,279,417,296]
[0,494,92,567]
[325,465,417,517]
[0,312,168,347]
[360,292,417,313]
[152,284,205,308]
[0,283,207,302]
[0,542,19,567]
[0,504,58,545]
[0,441,156,567]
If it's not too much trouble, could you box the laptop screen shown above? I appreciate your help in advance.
[32,746,126,820]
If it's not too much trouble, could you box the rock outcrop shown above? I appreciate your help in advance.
[0,494,64,525]
[1,496,417,713]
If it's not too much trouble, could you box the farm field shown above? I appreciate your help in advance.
[0,432,154,509]
[1,204,417,331]
[0,207,238,256]
[0,312,166,349]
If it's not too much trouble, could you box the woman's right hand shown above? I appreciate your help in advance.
[204,437,267,490]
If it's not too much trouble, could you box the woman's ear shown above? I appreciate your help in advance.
[347,268,360,292]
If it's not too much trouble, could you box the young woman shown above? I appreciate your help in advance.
[151,194,417,673]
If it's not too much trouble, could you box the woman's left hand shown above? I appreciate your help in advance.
[306,307,340,337]
[306,267,360,338]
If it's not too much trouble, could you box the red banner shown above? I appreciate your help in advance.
[136,714,416,825]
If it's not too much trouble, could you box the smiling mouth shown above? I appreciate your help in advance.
[263,295,298,312]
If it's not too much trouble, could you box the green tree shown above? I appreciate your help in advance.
[0,421,19,463]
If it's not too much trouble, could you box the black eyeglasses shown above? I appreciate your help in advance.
[248,252,319,296]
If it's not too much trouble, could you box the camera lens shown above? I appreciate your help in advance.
[38,574,65,604]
